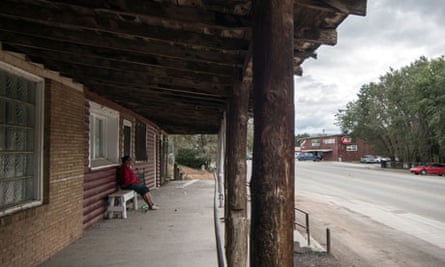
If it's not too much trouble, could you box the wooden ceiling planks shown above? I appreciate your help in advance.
[0,0,366,134]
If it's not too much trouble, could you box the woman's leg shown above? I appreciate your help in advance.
[143,192,159,209]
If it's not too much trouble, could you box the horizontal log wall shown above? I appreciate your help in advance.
[83,91,161,230]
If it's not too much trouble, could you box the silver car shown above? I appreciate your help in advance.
[360,155,378,163]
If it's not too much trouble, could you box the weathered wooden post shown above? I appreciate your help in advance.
[251,0,295,266]
[225,81,250,266]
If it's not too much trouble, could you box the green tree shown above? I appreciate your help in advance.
[294,133,310,146]
[172,134,217,169]
[336,56,445,163]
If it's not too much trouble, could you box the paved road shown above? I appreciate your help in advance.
[294,161,445,267]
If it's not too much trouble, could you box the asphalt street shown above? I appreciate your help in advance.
[294,161,445,266]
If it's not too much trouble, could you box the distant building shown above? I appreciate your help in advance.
[298,135,373,161]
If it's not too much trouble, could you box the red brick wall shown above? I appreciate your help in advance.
[0,78,85,267]
[300,135,373,162]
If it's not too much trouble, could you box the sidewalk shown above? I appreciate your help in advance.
[40,180,217,267]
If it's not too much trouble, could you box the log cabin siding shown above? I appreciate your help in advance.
[82,90,162,230]
[82,167,117,230]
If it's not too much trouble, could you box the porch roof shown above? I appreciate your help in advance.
[0,0,366,134]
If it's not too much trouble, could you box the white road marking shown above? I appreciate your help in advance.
[175,179,199,188]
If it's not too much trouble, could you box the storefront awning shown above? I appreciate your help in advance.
[301,149,333,153]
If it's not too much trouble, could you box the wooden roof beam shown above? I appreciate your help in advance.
[19,49,233,83]
[0,27,245,67]
[5,44,239,77]
[8,0,251,28]
[0,7,250,51]
[295,28,337,45]
[296,0,367,16]
[91,82,228,102]
[55,67,230,95]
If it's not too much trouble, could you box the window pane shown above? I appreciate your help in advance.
[6,127,17,151]
[0,126,5,151]
[124,125,131,157]
[0,98,5,123]
[135,121,147,161]
[16,77,27,102]
[0,68,40,211]
[1,181,15,206]
[26,154,34,176]
[26,105,35,127]
[0,71,6,96]
[25,177,34,200]
[6,101,17,125]
[94,118,104,158]
[5,74,17,99]
[15,154,25,177]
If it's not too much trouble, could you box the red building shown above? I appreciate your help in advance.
[298,135,373,162]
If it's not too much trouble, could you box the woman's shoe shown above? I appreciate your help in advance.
[150,205,160,210]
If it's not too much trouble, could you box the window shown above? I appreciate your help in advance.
[323,138,335,144]
[311,139,320,146]
[346,145,358,151]
[0,62,44,216]
[123,120,131,157]
[89,101,119,168]
[135,120,147,161]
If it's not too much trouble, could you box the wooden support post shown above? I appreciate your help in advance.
[225,81,250,267]
[251,0,295,266]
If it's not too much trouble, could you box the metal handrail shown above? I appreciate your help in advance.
[213,172,226,267]
[294,207,311,246]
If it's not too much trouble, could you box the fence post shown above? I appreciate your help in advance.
[326,228,331,254]
[306,213,310,246]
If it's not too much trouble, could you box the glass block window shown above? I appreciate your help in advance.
[0,62,44,215]
[89,101,119,168]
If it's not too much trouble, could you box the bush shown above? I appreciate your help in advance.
[176,148,207,169]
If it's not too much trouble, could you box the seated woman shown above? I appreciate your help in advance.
[120,156,159,210]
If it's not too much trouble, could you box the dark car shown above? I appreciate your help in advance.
[410,163,445,176]
[296,153,322,161]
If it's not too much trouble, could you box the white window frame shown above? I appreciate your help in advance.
[346,145,358,152]
[311,139,320,146]
[0,62,44,217]
[89,101,119,169]
[323,138,335,144]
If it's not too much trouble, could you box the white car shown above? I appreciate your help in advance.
[375,156,391,162]
[360,155,378,163]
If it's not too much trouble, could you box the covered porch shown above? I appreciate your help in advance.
[40,179,219,267]
[0,1,367,266]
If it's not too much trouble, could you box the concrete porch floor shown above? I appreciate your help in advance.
[39,180,218,267]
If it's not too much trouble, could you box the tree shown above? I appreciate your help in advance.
[294,133,310,146]
[336,56,445,163]
[171,134,218,169]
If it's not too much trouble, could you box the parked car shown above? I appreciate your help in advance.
[297,153,322,161]
[375,156,391,162]
[360,155,378,163]
[410,163,445,176]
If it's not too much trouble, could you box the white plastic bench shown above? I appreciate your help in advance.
[107,190,138,219]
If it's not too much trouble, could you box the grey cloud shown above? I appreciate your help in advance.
[293,0,445,135]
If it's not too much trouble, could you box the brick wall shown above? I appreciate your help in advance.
[0,73,85,266]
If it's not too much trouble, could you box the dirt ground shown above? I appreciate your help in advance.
[180,166,347,266]
[178,165,214,180]
[294,251,345,267]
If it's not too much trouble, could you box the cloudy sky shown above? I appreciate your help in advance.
[294,0,445,135]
